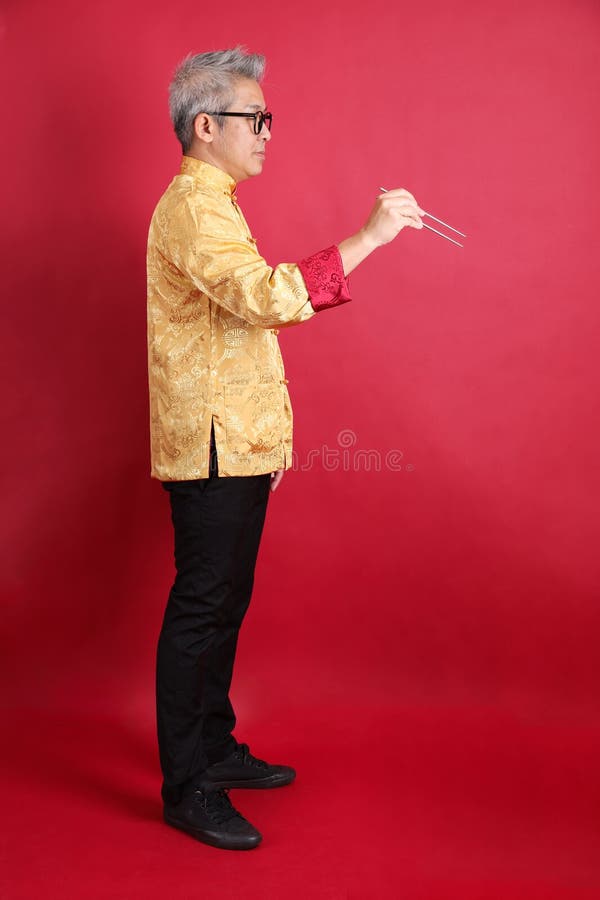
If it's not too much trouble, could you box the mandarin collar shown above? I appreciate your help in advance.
[179,155,237,197]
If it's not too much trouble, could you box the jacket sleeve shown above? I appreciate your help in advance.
[160,190,352,329]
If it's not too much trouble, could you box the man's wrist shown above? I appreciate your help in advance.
[338,229,379,276]
[357,227,381,253]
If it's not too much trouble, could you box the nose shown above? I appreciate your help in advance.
[262,123,272,142]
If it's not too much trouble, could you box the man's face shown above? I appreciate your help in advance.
[200,77,272,183]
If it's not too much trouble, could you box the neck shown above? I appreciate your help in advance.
[186,147,237,183]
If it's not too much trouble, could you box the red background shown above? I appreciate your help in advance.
[2,0,600,897]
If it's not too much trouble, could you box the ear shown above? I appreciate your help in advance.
[193,113,215,144]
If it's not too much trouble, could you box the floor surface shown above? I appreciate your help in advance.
[3,698,600,899]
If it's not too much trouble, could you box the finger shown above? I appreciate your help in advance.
[392,212,423,229]
[380,194,425,216]
[393,208,423,227]
[384,198,421,214]
[380,187,415,201]
[270,470,283,492]
[386,205,423,225]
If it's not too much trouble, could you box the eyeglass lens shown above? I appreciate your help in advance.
[255,111,272,134]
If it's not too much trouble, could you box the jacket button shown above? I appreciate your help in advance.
[272,329,280,335]
[281,378,289,384]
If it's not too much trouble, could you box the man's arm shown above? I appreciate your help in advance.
[160,192,351,329]
[159,184,423,327]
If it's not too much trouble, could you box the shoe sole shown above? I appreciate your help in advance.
[163,810,262,851]
[205,772,296,790]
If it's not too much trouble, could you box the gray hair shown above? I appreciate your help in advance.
[168,46,266,154]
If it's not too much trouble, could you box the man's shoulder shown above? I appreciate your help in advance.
[147,175,244,255]
[152,175,235,221]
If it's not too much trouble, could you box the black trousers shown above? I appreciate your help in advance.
[156,423,271,806]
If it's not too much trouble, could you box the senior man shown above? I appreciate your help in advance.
[147,46,424,850]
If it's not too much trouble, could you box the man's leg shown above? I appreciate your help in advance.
[199,486,271,765]
[156,469,271,807]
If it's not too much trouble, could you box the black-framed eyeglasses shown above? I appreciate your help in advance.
[210,110,273,135]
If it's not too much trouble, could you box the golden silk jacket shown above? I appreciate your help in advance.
[146,155,351,480]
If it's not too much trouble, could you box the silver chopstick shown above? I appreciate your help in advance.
[379,187,465,247]
[421,211,466,238]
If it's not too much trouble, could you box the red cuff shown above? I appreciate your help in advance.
[296,245,352,312]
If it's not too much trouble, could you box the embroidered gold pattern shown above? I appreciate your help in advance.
[147,156,316,479]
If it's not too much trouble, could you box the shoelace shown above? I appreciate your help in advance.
[193,788,244,826]
[232,742,269,770]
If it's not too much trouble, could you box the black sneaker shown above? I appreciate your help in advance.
[203,742,296,789]
[163,785,262,850]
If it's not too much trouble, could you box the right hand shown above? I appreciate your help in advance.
[361,189,425,248]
